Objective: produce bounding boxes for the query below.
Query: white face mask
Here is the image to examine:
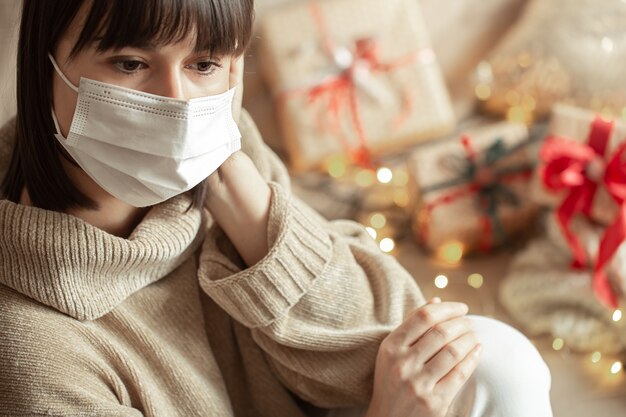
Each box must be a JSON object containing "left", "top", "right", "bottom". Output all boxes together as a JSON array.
[{"left": 49, "top": 53, "right": 242, "bottom": 207}]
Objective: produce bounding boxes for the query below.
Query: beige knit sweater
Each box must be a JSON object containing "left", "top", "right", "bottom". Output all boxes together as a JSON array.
[{"left": 0, "top": 111, "right": 425, "bottom": 417}]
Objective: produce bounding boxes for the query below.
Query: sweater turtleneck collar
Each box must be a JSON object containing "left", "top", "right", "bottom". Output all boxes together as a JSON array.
[
  {"left": 0, "top": 195, "right": 208, "bottom": 321},
  {"left": 0, "top": 117, "right": 208, "bottom": 321}
]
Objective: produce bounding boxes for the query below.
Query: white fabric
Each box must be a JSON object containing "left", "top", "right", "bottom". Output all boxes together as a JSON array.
[
  {"left": 327, "top": 316, "right": 553, "bottom": 417},
  {"left": 446, "top": 316, "right": 553, "bottom": 417},
  {"left": 50, "top": 54, "right": 242, "bottom": 207}
]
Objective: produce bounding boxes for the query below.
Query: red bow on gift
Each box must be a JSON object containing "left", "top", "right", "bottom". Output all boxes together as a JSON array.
[
  {"left": 306, "top": 38, "right": 384, "bottom": 169},
  {"left": 281, "top": 0, "right": 430, "bottom": 169},
  {"left": 540, "top": 117, "right": 625, "bottom": 308}
]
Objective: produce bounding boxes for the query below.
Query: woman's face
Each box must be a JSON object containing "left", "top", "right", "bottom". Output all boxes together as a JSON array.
[{"left": 51, "top": 3, "right": 233, "bottom": 138}]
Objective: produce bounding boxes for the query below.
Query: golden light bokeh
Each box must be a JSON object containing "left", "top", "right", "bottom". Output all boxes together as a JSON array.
[
  {"left": 475, "top": 84, "right": 492, "bottom": 101},
  {"left": 438, "top": 241, "right": 464, "bottom": 265},
  {"left": 591, "top": 351, "right": 602, "bottom": 364},
  {"left": 507, "top": 106, "right": 528, "bottom": 123},
  {"left": 393, "top": 168, "right": 409, "bottom": 187},
  {"left": 468, "top": 273, "right": 484, "bottom": 289},
  {"left": 355, "top": 169, "right": 375, "bottom": 187},
  {"left": 326, "top": 154, "right": 347, "bottom": 178},
  {"left": 552, "top": 338, "right": 565, "bottom": 351},
  {"left": 393, "top": 189, "right": 410, "bottom": 208},
  {"left": 370, "top": 213, "right": 387, "bottom": 229}
]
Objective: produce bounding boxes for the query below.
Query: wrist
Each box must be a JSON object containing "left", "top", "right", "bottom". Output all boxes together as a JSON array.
[{"left": 204, "top": 151, "right": 273, "bottom": 267}]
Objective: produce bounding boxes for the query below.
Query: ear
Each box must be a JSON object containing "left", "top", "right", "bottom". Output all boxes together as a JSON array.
[{"left": 229, "top": 55, "right": 244, "bottom": 123}]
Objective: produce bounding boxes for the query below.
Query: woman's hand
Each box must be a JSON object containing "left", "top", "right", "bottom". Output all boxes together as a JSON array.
[
  {"left": 205, "top": 150, "right": 272, "bottom": 268},
  {"left": 365, "top": 298, "right": 482, "bottom": 417},
  {"left": 204, "top": 54, "right": 272, "bottom": 268}
]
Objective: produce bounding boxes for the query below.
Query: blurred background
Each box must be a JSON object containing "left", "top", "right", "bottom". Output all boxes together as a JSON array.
[{"left": 1, "top": 0, "right": 626, "bottom": 415}]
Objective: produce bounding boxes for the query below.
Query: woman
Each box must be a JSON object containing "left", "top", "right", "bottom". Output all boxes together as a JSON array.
[{"left": 0, "top": 1, "right": 553, "bottom": 416}]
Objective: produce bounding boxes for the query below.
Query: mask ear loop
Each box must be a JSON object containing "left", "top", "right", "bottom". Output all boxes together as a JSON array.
[
  {"left": 50, "top": 110, "right": 65, "bottom": 139},
  {"left": 48, "top": 53, "right": 82, "bottom": 166},
  {"left": 47, "top": 53, "right": 78, "bottom": 139},
  {"left": 48, "top": 53, "right": 79, "bottom": 93}
]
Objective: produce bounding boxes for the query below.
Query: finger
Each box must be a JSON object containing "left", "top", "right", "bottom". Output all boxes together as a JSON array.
[
  {"left": 422, "top": 333, "right": 479, "bottom": 384},
  {"left": 434, "top": 344, "right": 482, "bottom": 399},
  {"left": 229, "top": 55, "right": 244, "bottom": 122},
  {"left": 389, "top": 302, "right": 469, "bottom": 347},
  {"left": 407, "top": 316, "right": 474, "bottom": 365},
  {"left": 229, "top": 55, "right": 244, "bottom": 87}
]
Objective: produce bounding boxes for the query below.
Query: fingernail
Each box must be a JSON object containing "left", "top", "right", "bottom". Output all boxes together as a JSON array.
[
  {"left": 433, "top": 297, "right": 442, "bottom": 303},
  {"left": 475, "top": 344, "right": 483, "bottom": 355}
]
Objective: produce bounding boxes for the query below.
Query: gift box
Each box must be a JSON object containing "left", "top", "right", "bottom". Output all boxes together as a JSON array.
[
  {"left": 258, "top": 0, "right": 455, "bottom": 172},
  {"left": 407, "top": 121, "right": 539, "bottom": 254},
  {"left": 531, "top": 104, "right": 626, "bottom": 308},
  {"left": 532, "top": 104, "right": 626, "bottom": 225}
]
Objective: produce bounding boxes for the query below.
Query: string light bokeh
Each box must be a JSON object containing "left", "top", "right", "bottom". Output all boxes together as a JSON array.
[{"left": 320, "top": 151, "right": 625, "bottom": 384}]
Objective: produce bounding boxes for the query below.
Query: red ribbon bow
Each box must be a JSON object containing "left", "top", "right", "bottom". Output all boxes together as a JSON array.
[
  {"left": 540, "top": 117, "right": 624, "bottom": 308},
  {"left": 281, "top": 1, "right": 427, "bottom": 169},
  {"left": 306, "top": 38, "right": 382, "bottom": 169}
]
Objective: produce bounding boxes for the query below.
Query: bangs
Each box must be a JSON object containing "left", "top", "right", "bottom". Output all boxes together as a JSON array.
[{"left": 71, "top": 0, "right": 253, "bottom": 57}]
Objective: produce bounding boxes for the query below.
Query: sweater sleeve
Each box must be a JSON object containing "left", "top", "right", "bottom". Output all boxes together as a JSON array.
[
  {"left": 198, "top": 179, "right": 426, "bottom": 407},
  {"left": 0, "top": 294, "right": 143, "bottom": 417}
]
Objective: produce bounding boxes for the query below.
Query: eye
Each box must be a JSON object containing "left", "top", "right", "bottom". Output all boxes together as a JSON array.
[
  {"left": 113, "top": 59, "right": 147, "bottom": 74},
  {"left": 187, "top": 60, "right": 221, "bottom": 75}
]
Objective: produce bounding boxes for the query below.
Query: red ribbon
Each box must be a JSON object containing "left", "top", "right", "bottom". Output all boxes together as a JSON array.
[
  {"left": 540, "top": 117, "right": 623, "bottom": 308},
  {"left": 281, "top": 1, "right": 427, "bottom": 169},
  {"left": 594, "top": 141, "right": 626, "bottom": 308},
  {"left": 306, "top": 38, "right": 379, "bottom": 168}
]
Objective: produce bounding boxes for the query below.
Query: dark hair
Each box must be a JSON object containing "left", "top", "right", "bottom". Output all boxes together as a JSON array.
[{"left": 1, "top": 0, "right": 254, "bottom": 212}]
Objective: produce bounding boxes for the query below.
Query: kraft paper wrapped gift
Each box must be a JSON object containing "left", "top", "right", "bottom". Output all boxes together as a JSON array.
[
  {"left": 531, "top": 104, "right": 626, "bottom": 307},
  {"left": 407, "top": 121, "right": 540, "bottom": 253},
  {"left": 531, "top": 104, "right": 626, "bottom": 226},
  {"left": 258, "top": 0, "right": 455, "bottom": 172}
]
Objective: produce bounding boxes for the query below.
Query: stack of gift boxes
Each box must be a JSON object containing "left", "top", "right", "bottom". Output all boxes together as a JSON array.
[{"left": 256, "top": 0, "right": 625, "bottom": 336}]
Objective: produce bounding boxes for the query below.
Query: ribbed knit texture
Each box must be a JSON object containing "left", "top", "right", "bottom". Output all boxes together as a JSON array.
[
  {"left": 0, "top": 111, "right": 426, "bottom": 416},
  {"left": 0, "top": 194, "right": 205, "bottom": 321}
]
